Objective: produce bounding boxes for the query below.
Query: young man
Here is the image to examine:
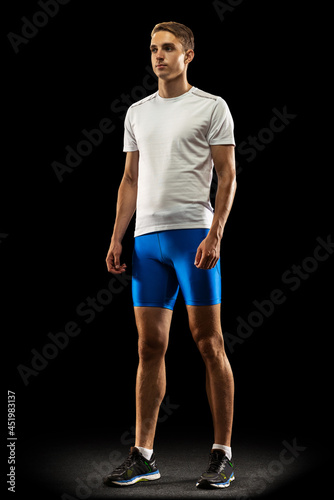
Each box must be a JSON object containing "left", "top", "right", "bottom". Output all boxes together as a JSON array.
[{"left": 105, "top": 21, "right": 237, "bottom": 489}]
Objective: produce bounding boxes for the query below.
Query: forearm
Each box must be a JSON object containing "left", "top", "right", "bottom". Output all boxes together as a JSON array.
[
  {"left": 209, "top": 174, "right": 237, "bottom": 241},
  {"left": 111, "top": 177, "right": 137, "bottom": 243}
]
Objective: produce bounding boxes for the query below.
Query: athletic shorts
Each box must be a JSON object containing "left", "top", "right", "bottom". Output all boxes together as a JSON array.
[{"left": 132, "top": 228, "right": 221, "bottom": 310}]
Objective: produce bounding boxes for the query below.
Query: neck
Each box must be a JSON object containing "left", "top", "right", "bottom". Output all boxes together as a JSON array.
[{"left": 158, "top": 74, "right": 192, "bottom": 98}]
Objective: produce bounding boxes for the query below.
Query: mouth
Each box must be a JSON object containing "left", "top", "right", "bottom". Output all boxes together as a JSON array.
[{"left": 156, "top": 64, "right": 167, "bottom": 69}]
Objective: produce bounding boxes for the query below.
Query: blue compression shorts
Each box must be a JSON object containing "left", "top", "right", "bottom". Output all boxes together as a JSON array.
[{"left": 132, "top": 228, "right": 221, "bottom": 310}]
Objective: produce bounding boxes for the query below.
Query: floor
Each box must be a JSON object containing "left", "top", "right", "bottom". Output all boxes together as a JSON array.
[{"left": 18, "top": 426, "right": 317, "bottom": 499}]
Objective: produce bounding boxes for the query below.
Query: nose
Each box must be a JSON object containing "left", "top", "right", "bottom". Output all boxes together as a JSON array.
[{"left": 155, "top": 49, "right": 164, "bottom": 61}]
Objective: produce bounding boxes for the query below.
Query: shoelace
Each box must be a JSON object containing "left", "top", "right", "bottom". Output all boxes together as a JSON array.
[
  {"left": 207, "top": 451, "right": 227, "bottom": 473},
  {"left": 112, "top": 450, "right": 138, "bottom": 473}
]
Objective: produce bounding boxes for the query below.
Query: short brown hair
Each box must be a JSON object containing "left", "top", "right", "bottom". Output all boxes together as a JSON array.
[{"left": 151, "top": 21, "right": 195, "bottom": 52}]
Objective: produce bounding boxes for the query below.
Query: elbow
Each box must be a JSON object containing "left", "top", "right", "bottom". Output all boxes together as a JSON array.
[
  {"left": 217, "top": 169, "right": 237, "bottom": 192},
  {"left": 228, "top": 168, "right": 237, "bottom": 194},
  {"left": 123, "top": 173, "right": 138, "bottom": 188},
  {"left": 232, "top": 175, "right": 237, "bottom": 194}
]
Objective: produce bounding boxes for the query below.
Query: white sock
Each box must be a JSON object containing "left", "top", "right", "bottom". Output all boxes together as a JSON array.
[
  {"left": 212, "top": 443, "right": 232, "bottom": 460},
  {"left": 136, "top": 446, "right": 153, "bottom": 460}
]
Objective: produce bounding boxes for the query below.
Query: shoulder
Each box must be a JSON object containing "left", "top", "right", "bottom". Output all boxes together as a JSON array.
[
  {"left": 191, "top": 88, "right": 229, "bottom": 111},
  {"left": 191, "top": 88, "right": 220, "bottom": 101},
  {"left": 128, "top": 91, "right": 159, "bottom": 111}
]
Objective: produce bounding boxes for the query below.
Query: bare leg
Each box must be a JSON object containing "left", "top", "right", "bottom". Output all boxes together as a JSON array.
[
  {"left": 187, "top": 303, "right": 234, "bottom": 446},
  {"left": 134, "top": 306, "right": 173, "bottom": 449}
]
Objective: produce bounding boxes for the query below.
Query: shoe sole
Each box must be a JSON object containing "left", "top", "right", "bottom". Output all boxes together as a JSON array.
[
  {"left": 109, "top": 470, "right": 161, "bottom": 486},
  {"left": 196, "top": 473, "right": 235, "bottom": 489}
]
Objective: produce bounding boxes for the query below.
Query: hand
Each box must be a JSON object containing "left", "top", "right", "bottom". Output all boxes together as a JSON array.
[
  {"left": 194, "top": 234, "right": 221, "bottom": 270},
  {"left": 106, "top": 239, "right": 127, "bottom": 274}
]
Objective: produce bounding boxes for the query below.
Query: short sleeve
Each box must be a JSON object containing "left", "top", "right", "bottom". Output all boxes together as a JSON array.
[
  {"left": 206, "top": 98, "right": 235, "bottom": 146},
  {"left": 123, "top": 107, "right": 139, "bottom": 152}
]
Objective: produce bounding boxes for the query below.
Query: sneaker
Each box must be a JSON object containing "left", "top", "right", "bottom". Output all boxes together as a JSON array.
[
  {"left": 103, "top": 446, "right": 161, "bottom": 486},
  {"left": 196, "top": 449, "right": 235, "bottom": 489}
]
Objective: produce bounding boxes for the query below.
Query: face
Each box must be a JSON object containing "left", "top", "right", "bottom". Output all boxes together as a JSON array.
[{"left": 150, "top": 31, "right": 194, "bottom": 81}]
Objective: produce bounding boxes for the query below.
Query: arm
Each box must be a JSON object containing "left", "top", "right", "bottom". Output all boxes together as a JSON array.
[
  {"left": 106, "top": 151, "right": 139, "bottom": 274},
  {"left": 194, "top": 145, "right": 236, "bottom": 270}
]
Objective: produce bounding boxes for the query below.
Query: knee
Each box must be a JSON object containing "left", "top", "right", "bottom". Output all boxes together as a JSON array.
[
  {"left": 138, "top": 336, "right": 167, "bottom": 362},
  {"left": 193, "top": 329, "right": 225, "bottom": 362}
]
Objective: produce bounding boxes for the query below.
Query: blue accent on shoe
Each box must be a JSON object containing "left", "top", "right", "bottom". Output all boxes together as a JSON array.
[
  {"left": 117, "top": 470, "right": 160, "bottom": 483},
  {"left": 215, "top": 473, "right": 234, "bottom": 486}
]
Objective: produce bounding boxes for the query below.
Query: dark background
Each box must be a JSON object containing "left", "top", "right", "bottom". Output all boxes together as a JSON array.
[{"left": 2, "top": 1, "right": 331, "bottom": 498}]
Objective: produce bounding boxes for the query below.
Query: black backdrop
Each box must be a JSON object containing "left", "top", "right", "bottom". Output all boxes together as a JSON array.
[{"left": 3, "top": 1, "right": 331, "bottom": 498}]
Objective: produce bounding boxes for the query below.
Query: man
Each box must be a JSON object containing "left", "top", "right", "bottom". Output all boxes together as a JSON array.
[{"left": 105, "top": 21, "right": 237, "bottom": 489}]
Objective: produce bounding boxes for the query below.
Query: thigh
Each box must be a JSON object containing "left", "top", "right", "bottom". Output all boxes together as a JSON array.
[
  {"left": 134, "top": 306, "right": 173, "bottom": 350},
  {"left": 186, "top": 303, "right": 223, "bottom": 343},
  {"left": 132, "top": 233, "right": 179, "bottom": 310},
  {"left": 165, "top": 229, "right": 222, "bottom": 307}
]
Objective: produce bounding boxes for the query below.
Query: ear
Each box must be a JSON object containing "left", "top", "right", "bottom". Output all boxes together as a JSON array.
[{"left": 184, "top": 50, "right": 195, "bottom": 64}]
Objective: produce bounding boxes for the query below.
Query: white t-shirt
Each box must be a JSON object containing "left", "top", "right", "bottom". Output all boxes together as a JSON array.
[{"left": 123, "top": 86, "right": 235, "bottom": 237}]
